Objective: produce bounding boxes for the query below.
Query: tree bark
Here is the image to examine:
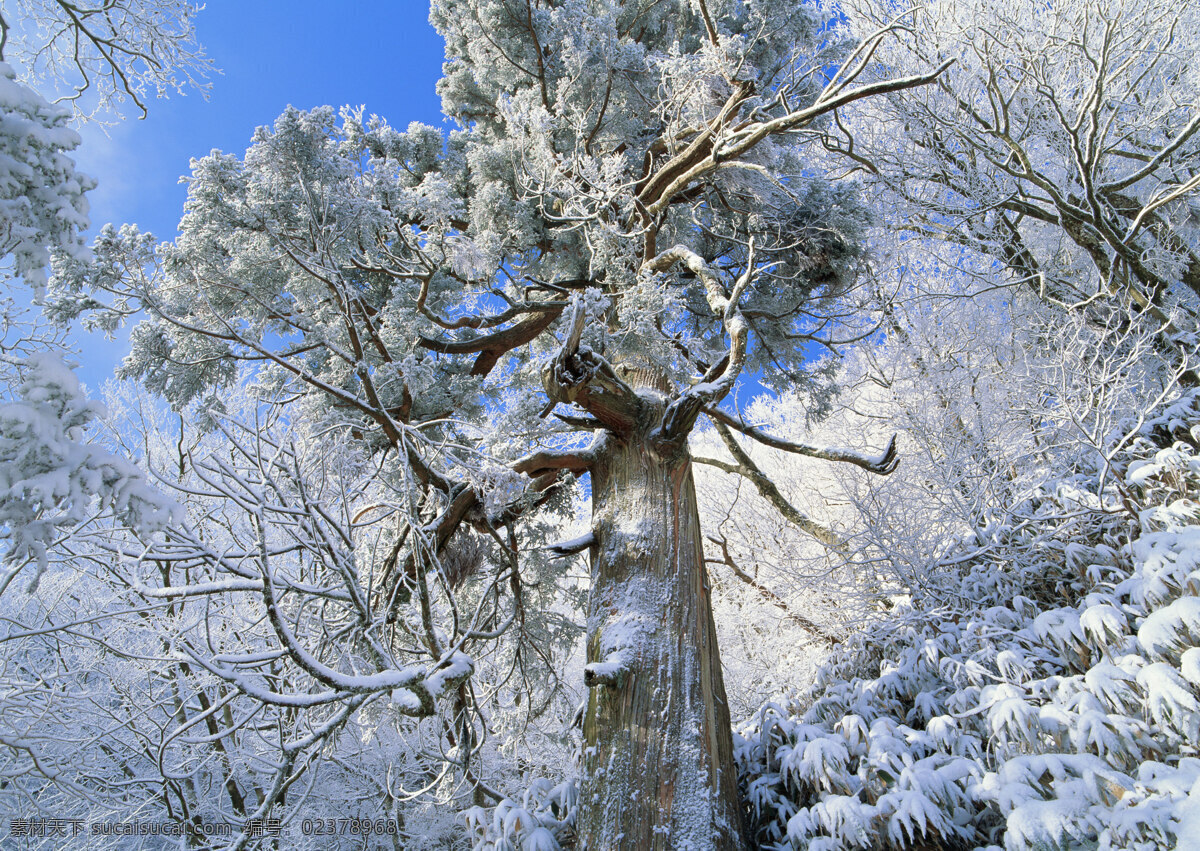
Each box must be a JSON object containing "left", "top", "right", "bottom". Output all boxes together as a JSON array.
[{"left": 578, "top": 368, "right": 746, "bottom": 850}]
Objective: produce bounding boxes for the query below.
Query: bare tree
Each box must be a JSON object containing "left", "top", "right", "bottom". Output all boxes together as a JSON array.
[
  {"left": 836, "top": 0, "right": 1200, "bottom": 381},
  {"left": 0, "top": 0, "right": 209, "bottom": 119}
]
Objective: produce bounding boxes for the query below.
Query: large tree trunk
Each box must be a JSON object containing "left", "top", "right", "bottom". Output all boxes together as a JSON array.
[{"left": 577, "top": 369, "right": 746, "bottom": 850}]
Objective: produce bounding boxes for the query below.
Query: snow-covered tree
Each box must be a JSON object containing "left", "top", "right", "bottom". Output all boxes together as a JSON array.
[
  {"left": 685, "top": 4, "right": 1200, "bottom": 843},
  {"left": 0, "top": 383, "right": 512, "bottom": 848},
  {"left": 47, "top": 2, "right": 944, "bottom": 846},
  {"left": 0, "top": 2, "right": 1195, "bottom": 849},
  {"left": 0, "top": 61, "right": 92, "bottom": 292},
  {"left": 0, "top": 328, "right": 175, "bottom": 594},
  {"left": 0, "top": 0, "right": 209, "bottom": 577},
  {"left": 835, "top": 0, "right": 1200, "bottom": 382},
  {"left": 0, "top": 0, "right": 208, "bottom": 291},
  {"left": 0, "top": 0, "right": 209, "bottom": 119}
]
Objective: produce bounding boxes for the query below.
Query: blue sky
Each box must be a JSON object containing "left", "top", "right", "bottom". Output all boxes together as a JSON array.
[{"left": 69, "top": 2, "right": 446, "bottom": 387}]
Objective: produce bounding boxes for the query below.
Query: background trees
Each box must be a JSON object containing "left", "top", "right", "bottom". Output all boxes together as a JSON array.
[
  {"left": 836, "top": 0, "right": 1200, "bottom": 379},
  {"left": 707, "top": 3, "right": 1200, "bottom": 845},
  {"left": 2, "top": 385, "right": 503, "bottom": 848},
  {"left": 0, "top": 0, "right": 208, "bottom": 119},
  {"left": 0, "top": 0, "right": 208, "bottom": 291},
  {"left": 731, "top": 347, "right": 1200, "bottom": 849},
  {"left": 1, "top": 0, "right": 209, "bottom": 583}
]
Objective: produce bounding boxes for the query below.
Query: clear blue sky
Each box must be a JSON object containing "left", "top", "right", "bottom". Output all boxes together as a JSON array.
[{"left": 70, "top": 3, "right": 446, "bottom": 387}]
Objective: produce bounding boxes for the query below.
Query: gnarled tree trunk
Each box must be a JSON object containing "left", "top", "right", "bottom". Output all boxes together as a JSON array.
[{"left": 577, "top": 367, "right": 745, "bottom": 850}]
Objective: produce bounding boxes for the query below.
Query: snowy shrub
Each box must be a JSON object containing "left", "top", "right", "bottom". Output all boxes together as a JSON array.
[
  {"left": 464, "top": 777, "right": 578, "bottom": 850},
  {"left": 736, "top": 390, "right": 1200, "bottom": 850}
]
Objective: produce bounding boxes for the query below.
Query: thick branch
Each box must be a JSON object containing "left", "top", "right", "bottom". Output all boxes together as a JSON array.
[
  {"left": 540, "top": 299, "right": 642, "bottom": 433},
  {"left": 705, "top": 406, "right": 899, "bottom": 475},
  {"left": 544, "top": 530, "right": 596, "bottom": 557},
  {"left": 701, "top": 421, "right": 845, "bottom": 550},
  {"left": 418, "top": 306, "right": 564, "bottom": 377},
  {"left": 554, "top": 412, "right": 606, "bottom": 430},
  {"left": 512, "top": 447, "right": 595, "bottom": 477}
]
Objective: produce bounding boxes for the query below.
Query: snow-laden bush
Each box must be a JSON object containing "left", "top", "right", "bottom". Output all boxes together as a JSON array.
[
  {"left": 463, "top": 777, "right": 578, "bottom": 850},
  {"left": 736, "top": 390, "right": 1200, "bottom": 850}
]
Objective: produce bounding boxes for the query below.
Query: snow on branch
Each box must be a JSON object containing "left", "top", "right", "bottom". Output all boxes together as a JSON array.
[
  {"left": 637, "top": 33, "right": 952, "bottom": 217},
  {"left": 544, "top": 530, "right": 596, "bottom": 558},
  {"left": 704, "top": 405, "right": 900, "bottom": 475},
  {"left": 701, "top": 420, "right": 846, "bottom": 550},
  {"left": 512, "top": 446, "right": 595, "bottom": 477},
  {"left": 0, "top": 353, "right": 178, "bottom": 594},
  {"left": 0, "top": 64, "right": 94, "bottom": 292},
  {"left": 254, "top": 514, "right": 473, "bottom": 716},
  {"left": 645, "top": 241, "right": 757, "bottom": 442},
  {"left": 705, "top": 533, "right": 840, "bottom": 644}
]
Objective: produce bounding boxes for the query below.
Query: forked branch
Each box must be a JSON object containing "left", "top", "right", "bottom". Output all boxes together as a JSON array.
[
  {"left": 540, "top": 298, "right": 642, "bottom": 433},
  {"left": 705, "top": 533, "right": 840, "bottom": 645},
  {"left": 645, "top": 241, "right": 758, "bottom": 443}
]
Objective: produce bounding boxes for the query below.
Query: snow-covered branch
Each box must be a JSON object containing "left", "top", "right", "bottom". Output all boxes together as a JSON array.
[{"left": 705, "top": 405, "right": 899, "bottom": 475}]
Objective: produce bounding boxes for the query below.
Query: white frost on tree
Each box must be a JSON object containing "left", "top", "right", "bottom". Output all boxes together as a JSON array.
[
  {"left": 0, "top": 346, "right": 176, "bottom": 593},
  {"left": 45, "top": 2, "right": 945, "bottom": 847},
  {"left": 0, "top": 62, "right": 92, "bottom": 292}
]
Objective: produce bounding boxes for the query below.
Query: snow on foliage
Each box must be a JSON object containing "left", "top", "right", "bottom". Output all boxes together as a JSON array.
[
  {"left": 735, "top": 390, "right": 1200, "bottom": 850},
  {"left": 0, "top": 351, "right": 176, "bottom": 590},
  {"left": 463, "top": 777, "right": 579, "bottom": 850},
  {"left": 0, "top": 62, "right": 93, "bottom": 291}
]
